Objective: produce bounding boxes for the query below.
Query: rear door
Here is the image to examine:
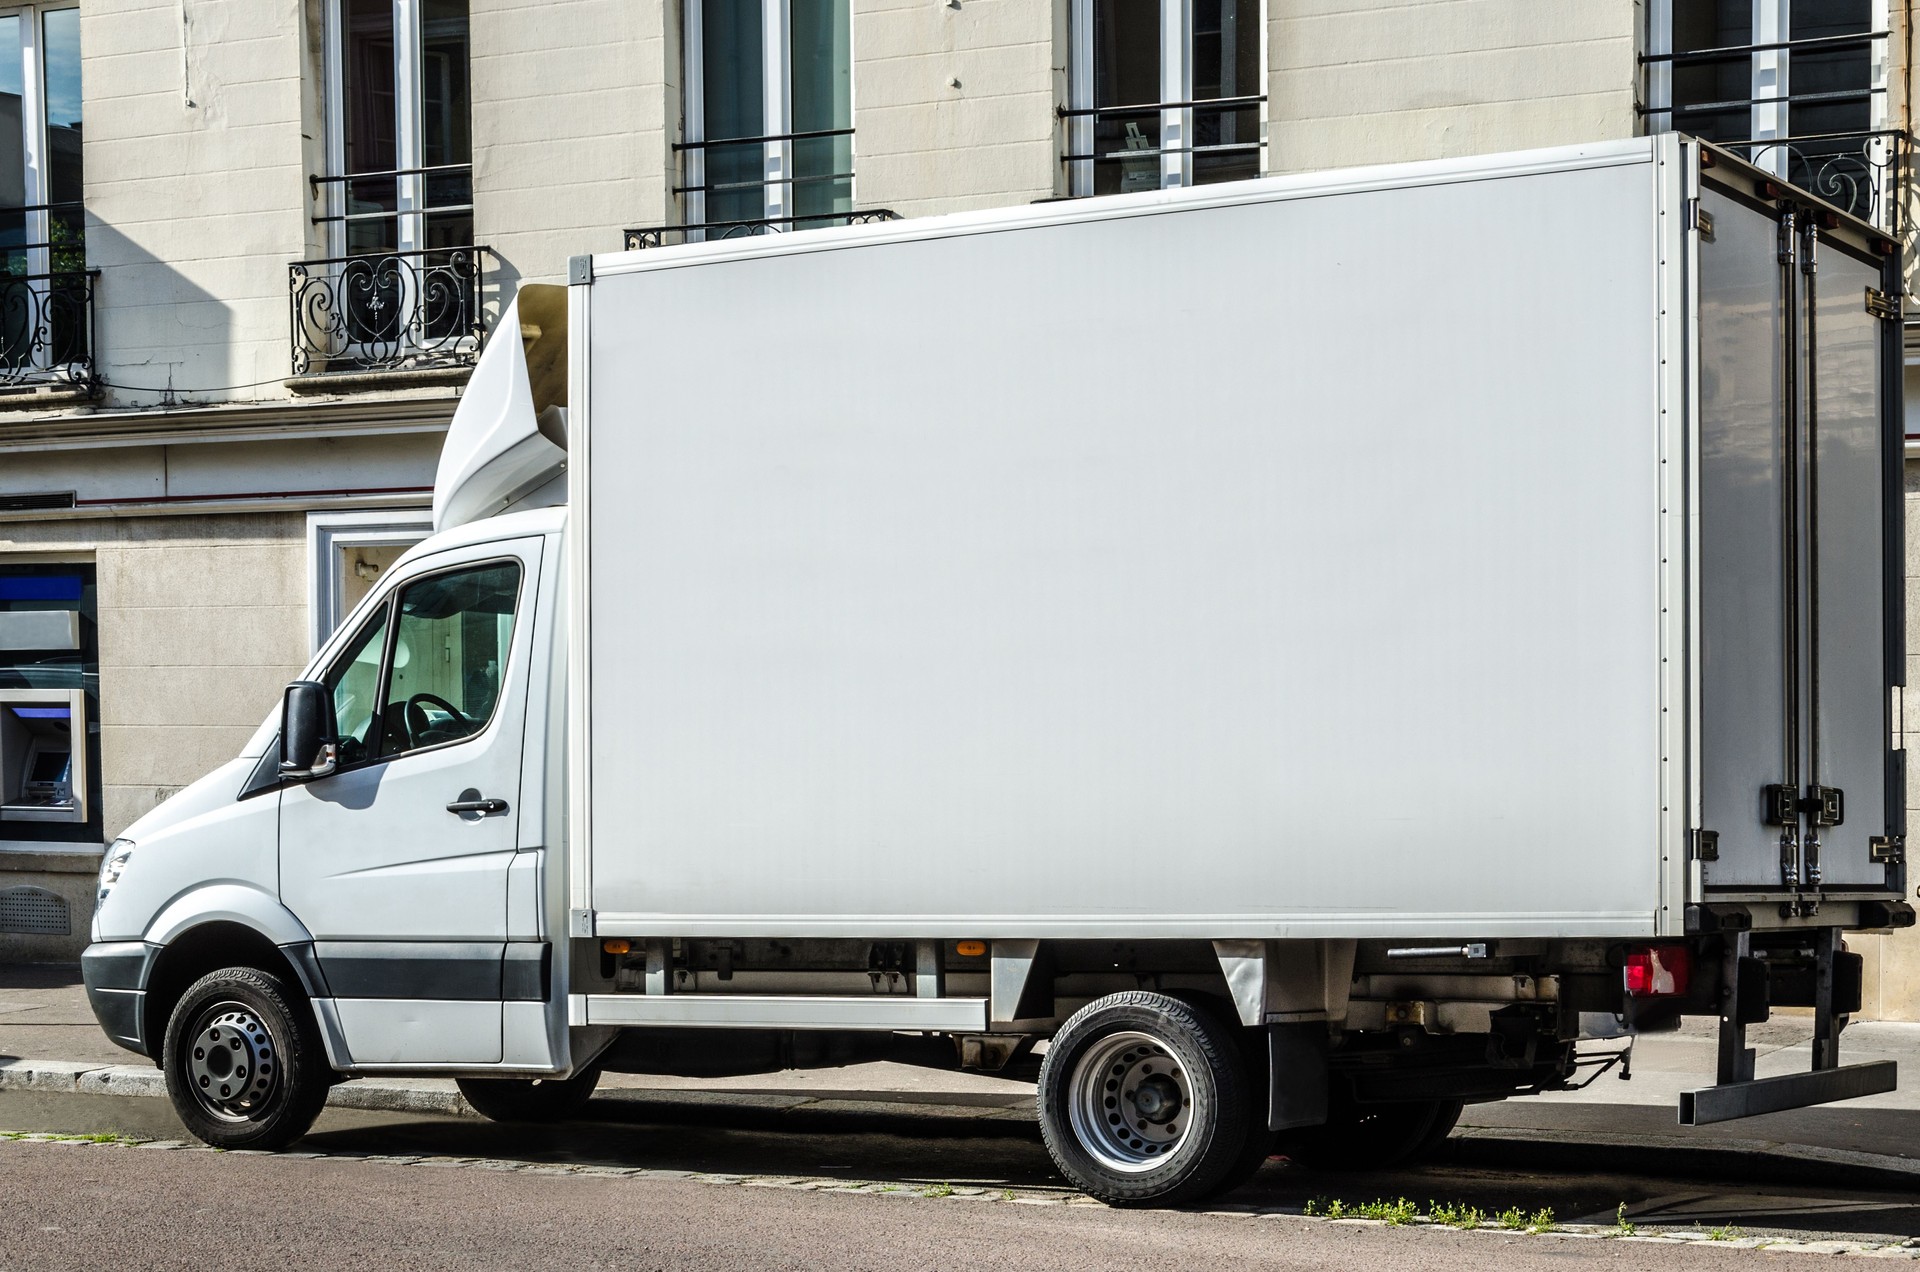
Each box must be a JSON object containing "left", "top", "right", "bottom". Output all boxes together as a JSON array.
[{"left": 1695, "top": 166, "right": 1902, "bottom": 902}]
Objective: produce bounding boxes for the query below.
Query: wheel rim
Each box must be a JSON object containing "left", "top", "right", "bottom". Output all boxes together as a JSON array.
[
  {"left": 183, "top": 1000, "right": 280, "bottom": 1123},
  {"left": 1066, "top": 1030, "right": 1196, "bottom": 1173}
]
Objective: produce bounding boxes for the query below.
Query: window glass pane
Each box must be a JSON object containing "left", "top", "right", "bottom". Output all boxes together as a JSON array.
[
  {"left": 1669, "top": 0, "right": 1752, "bottom": 143},
  {"left": 1192, "top": 0, "right": 1258, "bottom": 187},
  {"left": 421, "top": 0, "right": 471, "bottom": 170},
  {"left": 342, "top": 0, "right": 397, "bottom": 177},
  {"left": 380, "top": 563, "right": 521, "bottom": 758},
  {"left": 1788, "top": 0, "right": 1873, "bottom": 219},
  {"left": 703, "top": 0, "right": 765, "bottom": 224},
  {"left": 0, "top": 15, "right": 24, "bottom": 275},
  {"left": 42, "top": 8, "right": 79, "bottom": 214},
  {"left": 324, "top": 606, "right": 390, "bottom": 767},
  {"left": 791, "top": 0, "right": 851, "bottom": 224},
  {"left": 1093, "top": 0, "right": 1159, "bottom": 196}
]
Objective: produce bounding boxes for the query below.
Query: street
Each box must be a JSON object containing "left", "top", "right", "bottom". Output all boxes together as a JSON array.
[
  {"left": 4, "top": 1078, "right": 1920, "bottom": 1268},
  {"left": 0, "top": 1126, "right": 1912, "bottom": 1272}
]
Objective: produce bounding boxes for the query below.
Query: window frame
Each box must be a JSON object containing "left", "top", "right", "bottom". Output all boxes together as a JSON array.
[
  {"left": 0, "top": 4, "right": 84, "bottom": 380},
  {"left": 1066, "top": 0, "right": 1267, "bottom": 197},
  {"left": 1645, "top": 0, "right": 1890, "bottom": 186},
  {"left": 681, "top": 0, "right": 856, "bottom": 234},
  {"left": 320, "top": 0, "right": 474, "bottom": 261},
  {"left": 315, "top": 555, "right": 526, "bottom": 776}
]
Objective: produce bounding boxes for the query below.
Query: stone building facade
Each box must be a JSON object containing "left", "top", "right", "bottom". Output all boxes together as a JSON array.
[{"left": 0, "top": 0, "right": 1916, "bottom": 1017}]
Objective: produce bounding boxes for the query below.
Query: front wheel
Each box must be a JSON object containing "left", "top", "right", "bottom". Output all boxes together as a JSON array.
[
  {"left": 161, "top": 967, "right": 332, "bottom": 1151},
  {"left": 1037, "top": 991, "right": 1252, "bottom": 1207},
  {"left": 456, "top": 1066, "right": 602, "bottom": 1123}
]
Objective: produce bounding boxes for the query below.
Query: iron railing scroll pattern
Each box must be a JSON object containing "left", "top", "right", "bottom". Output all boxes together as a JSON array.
[{"left": 288, "top": 246, "right": 488, "bottom": 376}]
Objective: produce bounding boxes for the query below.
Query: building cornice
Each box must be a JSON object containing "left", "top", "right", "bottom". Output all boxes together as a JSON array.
[{"left": 0, "top": 389, "right": 463, "bottom": 454}]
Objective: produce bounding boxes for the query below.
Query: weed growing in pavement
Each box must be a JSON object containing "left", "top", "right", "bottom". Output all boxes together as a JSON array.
[
  {"left": 1303, "top": 1198, "right": 1416, "bottom": 1225},
  {"left": 1496, "top": 1207, "right": 1527, "bottom": 1230},
  {"left": 1707, "top": 1226, "right": 1743, "bottom": 1242},
  {"left": 1426, "top": 1201, "right": 1484, "bottom": 1230},
  {"left": 920, "top": 1183, "right": 954, "bottom": 1199},
  {"left": 1354, "top": 1198, "right": 1418, "bottom": 1225},
  {"left": 1000, "top": 1189, "right": 1016, "bottom": 1201},
  {"left": 1528, "top": 1209, "right": 1556, "bottom": 1233},
  {"left": 1613, "top": 1204, "right": 1636, "bottom": 1236}
]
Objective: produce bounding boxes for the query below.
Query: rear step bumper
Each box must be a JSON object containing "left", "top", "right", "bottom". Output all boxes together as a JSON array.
[{"left": 1680, "top": 1060, "right": 1897, "bottom": 1125}]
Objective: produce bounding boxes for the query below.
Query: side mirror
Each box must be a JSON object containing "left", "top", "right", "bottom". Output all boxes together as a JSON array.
[{"left": 279, "top": 680, "right": 339, "bottom": 780}]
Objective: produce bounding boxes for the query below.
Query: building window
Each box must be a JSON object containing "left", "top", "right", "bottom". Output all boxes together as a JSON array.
[
  {"left": 681, "top": 0, "right": 854, "bottom": 236},
  {"left": 0, "top": 6, "right": 89, "bottom": 384},
  {"left": 1646, "top": 0, "right": 1891, "bottom": 227},
  {"left": 0, "top": 562, "right": 98, "bottom": 845},
  {"left": 1066, "top": 0, "right": 1264, "bottom": 197},
  {"left": 295, "top": 0, "right": 483, "bottom": 374},
  {"left": 306, "top": 510, "right": 433, "bottom": 651}
]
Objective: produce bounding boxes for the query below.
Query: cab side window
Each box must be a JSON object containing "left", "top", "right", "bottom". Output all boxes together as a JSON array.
[
  {"left": 321, "top": 606, "right": 389, "bottom": 767},
  {"left": 377, "top": 562, "right": 522, "bottom": 758}
]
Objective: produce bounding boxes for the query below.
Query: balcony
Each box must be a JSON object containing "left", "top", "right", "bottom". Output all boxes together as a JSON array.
[
  {"left": 0, "top": 199, "right": 95, "bottom": 392},
  {"left": 0, "top": 270, "right": 96, "bottom": 390},
  {"left": 625, "top": 209, "right": 900, "bottom": 252},
  {"left": 288, "top": 246, "right": 489, "bottom": 378},
  {"left": 1643, "top": 28, "right": 1903, "bottom": 233}
]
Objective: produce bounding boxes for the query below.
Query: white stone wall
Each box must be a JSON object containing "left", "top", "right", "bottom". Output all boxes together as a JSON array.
[
  {"left": 0, "top": 512, "right": 309, "bottom": 840},
  {"left": 469, "top": 0, "right": 674, "bottom": 287},
  {"left": 1265, "top": 0, "right": 1642, "bottom": 177},
  {"left": 81, "top": 0, "right": 316, "bottom": 408},
  {"left": 852, "top": 0, "right": 1059, "bottom": 217}
]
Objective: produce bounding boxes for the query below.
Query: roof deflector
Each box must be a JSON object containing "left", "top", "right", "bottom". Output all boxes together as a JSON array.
[{"left": 432, "top": 283, "right": 569, "bottom": 532}]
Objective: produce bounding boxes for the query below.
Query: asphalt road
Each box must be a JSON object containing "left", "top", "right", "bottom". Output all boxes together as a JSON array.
[
  {"left": 4, "top": 1084, "right": 1920, "bottom": 1259},
  {"left": 0, "top": 1136, "right": 1896, "bottom": 1272}
]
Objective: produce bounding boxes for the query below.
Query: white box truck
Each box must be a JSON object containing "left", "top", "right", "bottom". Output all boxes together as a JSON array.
[{"left": 83, "top": 134, "right": 1911, "bottom": 1206}]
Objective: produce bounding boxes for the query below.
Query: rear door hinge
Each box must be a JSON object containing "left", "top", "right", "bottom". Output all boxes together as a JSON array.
[
  {"left": 1866, "top": 286, "right": 1901, "bottom": 320},
  {"left": 1690, "top": 200, "right": 1715, "bottom": 242},
  {"left": 1692, "top": 829, "right": 1720, "bottom": 861},
  {"left": 1870, "top": 835, "right": 1905, "bottom": 865}
]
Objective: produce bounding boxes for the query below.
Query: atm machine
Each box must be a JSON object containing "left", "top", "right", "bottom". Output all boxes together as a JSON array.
[{"left": 0, "top": 689, "right": 87, "bottom": 824}]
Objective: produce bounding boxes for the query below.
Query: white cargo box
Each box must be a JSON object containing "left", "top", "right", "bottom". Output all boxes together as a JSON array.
[{"left": 567, "top": 135, "right": 1901, "bottom": 942}]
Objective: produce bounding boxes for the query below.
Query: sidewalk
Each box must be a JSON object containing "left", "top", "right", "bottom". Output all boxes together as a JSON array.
[{"left": 4, "top": 963, "right": 1917, "bottom": 1177}]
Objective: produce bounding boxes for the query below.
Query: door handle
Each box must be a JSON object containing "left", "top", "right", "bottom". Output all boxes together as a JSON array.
[{"left": 446, "top": 796, "right": 509, "bottom": 816}]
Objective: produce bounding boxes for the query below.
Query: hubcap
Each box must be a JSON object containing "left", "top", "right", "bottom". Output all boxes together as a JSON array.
[
  {"left": 1066, "top": 1030, "right": 1196, "bottom": 1173},
  {"left": 183, "top": 1001, "right": 279, "bottom": 1122}
]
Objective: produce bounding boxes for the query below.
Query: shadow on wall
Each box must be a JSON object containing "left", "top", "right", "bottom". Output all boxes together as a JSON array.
[{"left": 82, "top": 219, "right": 235, "bottom": 409}]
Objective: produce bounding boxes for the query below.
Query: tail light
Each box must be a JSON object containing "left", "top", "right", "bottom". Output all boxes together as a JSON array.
[{"left": 1624, "top": 945, "right": 1692, "bottom": 997}]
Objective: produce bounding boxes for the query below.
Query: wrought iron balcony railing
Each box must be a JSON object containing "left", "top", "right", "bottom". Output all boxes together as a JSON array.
[
  {"left": 1642, "top": 30, "right": 1902, "bottom": 233},
  {"left": 288, "top": 246, "right": 489, "bottom": 376},
  {"left": 0, "top": 270, "right": 96, "bottom": 389},
  {"left": 625, "top": 209, "right": 900, "bottom": 251}
]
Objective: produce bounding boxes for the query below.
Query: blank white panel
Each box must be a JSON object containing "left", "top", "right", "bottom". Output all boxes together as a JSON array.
[{"left": 584, "top": 145, "right": 1667, "bottom": 938}]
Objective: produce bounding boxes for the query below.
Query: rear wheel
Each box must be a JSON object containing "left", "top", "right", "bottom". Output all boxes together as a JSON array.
[
  {"left": 1037, "top": 991, "right": 1251, "bottom": 1207},
  {"left": 456, "top": 1066, "right": 602, "bottom": 1123},
  {"left": 161, "top": 967, "right": 331, "bottom": 1151}
]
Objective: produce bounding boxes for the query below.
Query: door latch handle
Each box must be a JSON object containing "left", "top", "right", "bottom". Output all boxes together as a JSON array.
[{"left": 446, "top": 797, "right": 509, "bottom": 816}]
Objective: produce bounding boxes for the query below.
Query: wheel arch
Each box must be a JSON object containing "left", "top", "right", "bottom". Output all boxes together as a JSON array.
[{"left": 142, "top": 920, "right": 330, "bottom": 1068}]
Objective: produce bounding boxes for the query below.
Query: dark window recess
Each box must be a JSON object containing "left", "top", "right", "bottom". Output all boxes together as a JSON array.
[{"left": 0, "top": 492, "right": 77, "bottom": 514}]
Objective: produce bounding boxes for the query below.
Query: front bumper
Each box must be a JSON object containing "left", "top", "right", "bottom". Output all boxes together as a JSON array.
[{"left": 80, "top": 941, "right": 158, "bottom": 1058}]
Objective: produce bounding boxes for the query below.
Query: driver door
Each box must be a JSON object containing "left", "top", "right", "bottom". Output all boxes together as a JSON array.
[{"left": 279, "top": 538, "right": 542, "bottom": 1065}]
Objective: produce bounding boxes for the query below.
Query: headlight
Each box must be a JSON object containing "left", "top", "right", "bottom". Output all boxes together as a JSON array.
[{"left": 98, "top": 839, "right": 135, "bottom": 900}]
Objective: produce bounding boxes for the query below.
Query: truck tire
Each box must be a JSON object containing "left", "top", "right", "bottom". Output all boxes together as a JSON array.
[
  {"left": 1037, "top": 991, "right": 1251, "bottom": 1207},
  {"left": 161, "top": 966, "right": 332, "bottom": 1151},
  {"left": 456, "top": 1066, "right": 602, "bottom": 1123},
  {"left": 1277, "top": 1096, "right": 1445, "bottom": 1172},
  {"left": 1410, "top": 1098, "right": 1464, "bottom": 1161}
]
